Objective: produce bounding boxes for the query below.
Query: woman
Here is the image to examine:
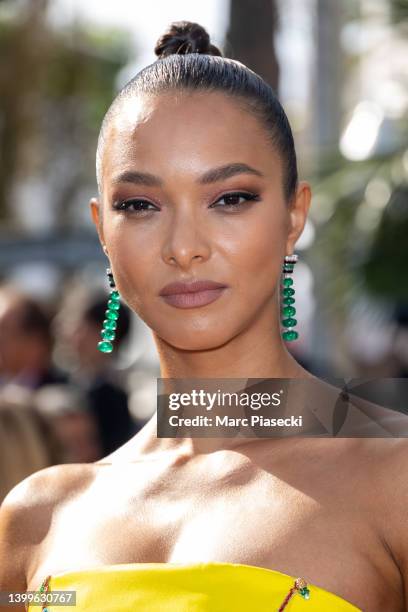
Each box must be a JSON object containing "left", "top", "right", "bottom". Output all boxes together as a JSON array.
[{"left": 0, "top": 21, "right": 407, "bottom": 612}]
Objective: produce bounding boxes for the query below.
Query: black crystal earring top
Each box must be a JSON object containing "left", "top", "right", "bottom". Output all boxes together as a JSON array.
[
  {"left": 281, "top": 253, "right": 299, "bottom": 342},
  {"left": 97, "top": 267, "right": 121, "bottom": 353}
]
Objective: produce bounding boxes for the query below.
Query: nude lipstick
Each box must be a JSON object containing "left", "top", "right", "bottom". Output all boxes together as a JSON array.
[{"left": 159, "top": 279, "right": 228, "bottom": 309}]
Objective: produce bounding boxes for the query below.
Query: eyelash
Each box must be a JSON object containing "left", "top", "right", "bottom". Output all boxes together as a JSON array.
[{"left": 111, "top": 191, "right": 261, "bottom": 214}]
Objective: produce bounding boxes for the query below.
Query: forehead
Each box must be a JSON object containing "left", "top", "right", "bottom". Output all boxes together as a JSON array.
[{"left": 101, "top": 90, "right": 281, "bottom": 188}]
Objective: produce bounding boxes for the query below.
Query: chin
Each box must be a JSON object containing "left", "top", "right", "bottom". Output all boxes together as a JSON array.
[{"left": 154, "top": 325, "right": 235, "bottom": 352}]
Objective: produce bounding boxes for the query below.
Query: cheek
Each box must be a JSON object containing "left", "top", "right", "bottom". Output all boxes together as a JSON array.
[
  {"left": 225, "top": 206, "right": 287, "bottom": 294},
  {"left": 104, "top": 222, "right": 158, "bottom": 310}
]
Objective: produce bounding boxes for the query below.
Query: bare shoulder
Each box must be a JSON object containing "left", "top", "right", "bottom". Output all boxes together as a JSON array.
[
  {"left": 0, "top": 463, "right": 96, "bottom": 598},
  {"left": 353, "top": 437, "right": 408, "bottom": 489},
  {"left": 366, "top": 438, "right": 408, "bottom": 568},
  {"left": 369, "top": 437, "right": 408, "bottom": 482},
  {"left": 3, "top": 462, "right": 96, "bottom": 508},
  {"left": 379, "top": 436, "right": 408, "bottom": 498}
]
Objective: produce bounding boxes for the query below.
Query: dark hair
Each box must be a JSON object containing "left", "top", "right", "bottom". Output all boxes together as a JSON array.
[
  {"left": 154, "top": 20, "right": 223, "bottom": 58},
  {"left": 17, "top": 298, "right": 53, "bottom": 348},
  {"left": 96, "top": 20, "right": 298, "bottom": 205}
]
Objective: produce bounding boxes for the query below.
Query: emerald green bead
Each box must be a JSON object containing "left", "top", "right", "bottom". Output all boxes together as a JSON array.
[
  {"left": 283, "top": 287, "right": 295, "bottom": 297},
  {"left": 105, "top": 309, "right": 119, "bottom": 320},
  {"left": 101, "top": 329, "right": 116, "bottom": 341},
  {"left": 103, "top": 319, "right": 117, "bottom": 330},
  {"left": 282, "top": 330, "right": 299, "bottom": 341},
  {"left": 283, "top": 277, "right": 293, "bottom": 287},
  {"left": 98, "top": 340, "right": 113, "bottom": 353},
  {"left": 283, "top": 305, "right": 296, "bottom": 317},
  {"left": 283, "top": 263, "right": 294, "bottom": 270},
  {"left": 110, "top": 290, "right": 120, "bottom": 300},
  {"left": 283, "top": 297, "right": 295, "bottom": 305},
  {"left": 282, "top": 317, "right": 297, "bottom": 327},
  {"left": 299, "top": 587, "right": 310, "bottom": 600},
  {"left": 108, "top": 299, "right": 120, "bottom": 310}
]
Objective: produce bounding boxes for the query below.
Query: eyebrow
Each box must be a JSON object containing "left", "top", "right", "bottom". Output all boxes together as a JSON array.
[{"left": 111, "top": 163, "right": 264, "bottom": 187}]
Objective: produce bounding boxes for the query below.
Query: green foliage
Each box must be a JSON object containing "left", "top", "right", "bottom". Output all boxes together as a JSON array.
[
  {"left": 45, "top": 24, "right": 131, "bottom": 129},
  {"left": 363, "top": 184, "right": 408, "bottom": 299},
  {"left": 0, "top": 11, "right": 132, "bottom": 222},
  {"left": 390, "top": 0, "right": 408, "bottom": 24},
  {"left": 310, "top": 146, "right": 408, "bottom": 312}
]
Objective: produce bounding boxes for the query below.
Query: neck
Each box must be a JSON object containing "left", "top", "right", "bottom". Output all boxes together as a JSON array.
[
  {"left": 125, "top": 311, "right": 313, "bottom": 459},
  {"left": 153, "top": 308, "right": 306, "bottom": 380}
]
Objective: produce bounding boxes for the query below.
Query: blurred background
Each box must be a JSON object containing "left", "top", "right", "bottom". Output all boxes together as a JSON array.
[{"left": 0, "top": 0, "right": 407, "bottom": 501}]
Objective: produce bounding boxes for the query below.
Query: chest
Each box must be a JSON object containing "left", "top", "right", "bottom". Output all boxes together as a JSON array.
[{"left": 28, "top": 463, "right": 397, "bottom": 610}]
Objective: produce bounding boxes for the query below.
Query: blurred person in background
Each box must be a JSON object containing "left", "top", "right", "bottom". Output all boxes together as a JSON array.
[
  {"left": 0, "top": 284, "right": 68, "bottom": 390},
  {"left": 0, "top": 388, "right": 62, "bottom": 504},
  {"left": 32, "top": 384, "right": 102, "bottom": 463},
  {"left": 55, "top": 292, "right": 138, "bottom": 455}
]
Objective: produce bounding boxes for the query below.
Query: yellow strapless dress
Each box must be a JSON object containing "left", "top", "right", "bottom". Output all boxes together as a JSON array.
[{"left": 27, "top": 561, "right": 362, "bottom": 611}]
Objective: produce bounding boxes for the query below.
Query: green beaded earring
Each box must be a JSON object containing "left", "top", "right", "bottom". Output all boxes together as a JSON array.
[
  {"left": 281, "top": 253, "right": 299, "bottom": 342},
  {"left": 97, "top": 267, "right": 121, "bottom": 353}
]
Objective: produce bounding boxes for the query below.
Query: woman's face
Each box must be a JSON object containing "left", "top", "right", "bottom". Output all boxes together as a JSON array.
[{"left": 91, "top": 91, "right": 309, "bottom": 351}]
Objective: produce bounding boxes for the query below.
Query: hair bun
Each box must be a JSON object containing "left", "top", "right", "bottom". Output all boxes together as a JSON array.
[{"left": 154, "top": 21, "right": 222, "bottom": 59}]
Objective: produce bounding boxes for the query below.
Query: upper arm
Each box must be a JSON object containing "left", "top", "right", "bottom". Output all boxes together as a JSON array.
[
  {"left": 0, "top": 465, "right": 68, "bottom": 609},
  {"left": 0, "top": 463, "right": 94, "bottom": 612},
  {"left": 0, "top": 480, "right": 33, "bottom": 612}
]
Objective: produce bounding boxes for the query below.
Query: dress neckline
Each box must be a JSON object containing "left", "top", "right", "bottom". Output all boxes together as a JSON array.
[{"left": 36, "top": 560, "right": 361, "bottom": 611}]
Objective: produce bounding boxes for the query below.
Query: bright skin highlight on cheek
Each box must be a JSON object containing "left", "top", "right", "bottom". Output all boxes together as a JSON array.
[{"left": 97, "top": 91, "right": 289, "bottom": 351}]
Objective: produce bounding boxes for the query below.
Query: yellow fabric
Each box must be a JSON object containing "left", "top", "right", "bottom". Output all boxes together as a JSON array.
[{"left": 27, "top": 561, "right": 362, "bottom": 611}]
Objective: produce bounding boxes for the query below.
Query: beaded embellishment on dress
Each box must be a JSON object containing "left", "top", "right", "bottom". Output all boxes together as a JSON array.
[
  {"left": 38, "top": 574, "right": 51, "bottom": 612},
  {"left": 277, "top": 577, "right": 310, "bottom": 610}
]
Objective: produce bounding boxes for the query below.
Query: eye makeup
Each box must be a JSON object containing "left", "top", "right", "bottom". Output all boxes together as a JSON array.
[{"left": 111, "top": 190, "right": 261, "bottom": 215}]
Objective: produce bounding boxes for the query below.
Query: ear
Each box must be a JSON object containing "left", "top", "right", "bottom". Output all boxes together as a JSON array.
[
  {"left": 89, "top": 197, "right": 108, "bottom": 257},
  {"left": 286, "top": 181, "right": 311, "bottom": 254}
]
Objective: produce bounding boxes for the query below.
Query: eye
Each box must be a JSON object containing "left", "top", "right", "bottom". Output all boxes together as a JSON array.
[
  {"left": 111, "top": 199, "right": 158, "bottom": 214},
  {"left": 210, "top": 191, "right": 260, "bottom": 210}
]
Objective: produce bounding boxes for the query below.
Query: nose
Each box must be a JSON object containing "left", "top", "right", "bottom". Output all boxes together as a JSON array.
[{"left": 162, "top": 205, "right": 211, "bottom": 270}]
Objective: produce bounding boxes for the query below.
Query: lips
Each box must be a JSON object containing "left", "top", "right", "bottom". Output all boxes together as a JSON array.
[
  {"left": 159, "top": 279, "right": 227, "bottom": 296},
  {"left": 159, "top": 279, "right": 228, "bottom": 309}
]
